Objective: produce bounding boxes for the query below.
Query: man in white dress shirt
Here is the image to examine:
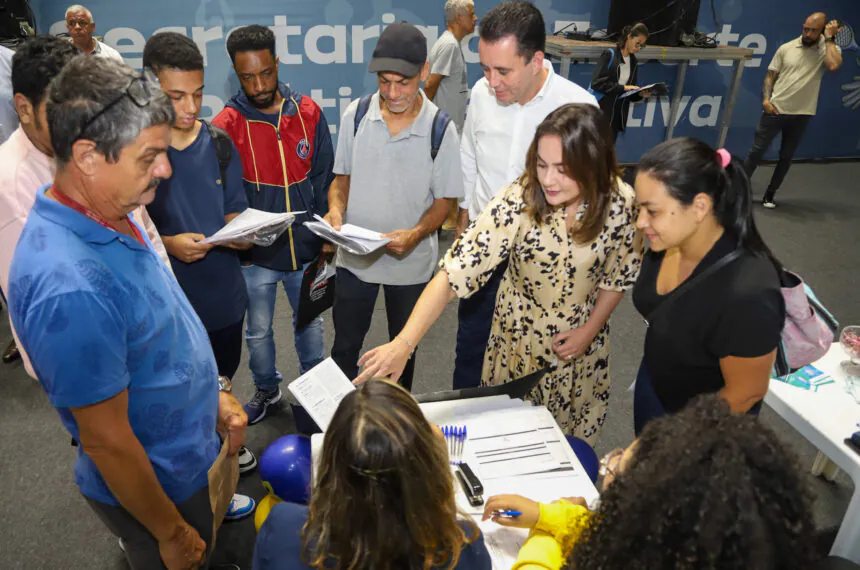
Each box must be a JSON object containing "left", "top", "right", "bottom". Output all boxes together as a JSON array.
[
  {"left": 64, "top": 4, "right": 123, "bottom": 63},
  {"left": 452, "top": 1, "right": 597, "bottom": 389}
]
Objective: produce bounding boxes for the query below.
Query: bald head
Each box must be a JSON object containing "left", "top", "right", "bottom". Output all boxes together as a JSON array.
[{"left": 802, "top": 13, "right": 827, "bottom": 46}]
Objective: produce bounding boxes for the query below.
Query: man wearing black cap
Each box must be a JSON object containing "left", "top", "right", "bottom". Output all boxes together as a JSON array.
[{"left": 325, "top": 22, "right": 463, "bottom": 391}]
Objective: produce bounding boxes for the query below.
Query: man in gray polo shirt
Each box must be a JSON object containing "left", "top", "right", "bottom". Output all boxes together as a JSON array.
[{"left": 325, "top": 22, "right": 463, "bottom": 391}]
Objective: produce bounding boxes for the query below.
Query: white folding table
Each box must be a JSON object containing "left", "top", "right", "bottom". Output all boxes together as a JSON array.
[{"left": 764, "top": 343, "right": 860, "bottom": 563}]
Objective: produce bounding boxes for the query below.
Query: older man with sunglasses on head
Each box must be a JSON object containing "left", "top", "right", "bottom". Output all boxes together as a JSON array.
[{"left": 6, "top": 56, "right": 248, "bottom": 569}]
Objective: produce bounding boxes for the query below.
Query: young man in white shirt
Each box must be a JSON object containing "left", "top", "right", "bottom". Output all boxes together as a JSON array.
[
  {"left": 453, "top": 1, "right": 597, "bottom": 389},
  {"left": 64, "top": 4, "right": 124, "bottom": 63}
]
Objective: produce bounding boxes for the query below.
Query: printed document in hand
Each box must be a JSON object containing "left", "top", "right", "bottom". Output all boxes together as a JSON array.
[
  {"left": 304, "top": 214, "right": 391, "bottom": 255},
  {"left": 287, "top": 358, "right": 355, "bottom": 431},
  {"left": 619, "top": 82, "right": 668, "bottom": 99},
  {"left": 200, "top": 208, "right": 303, "bottom": 245}
]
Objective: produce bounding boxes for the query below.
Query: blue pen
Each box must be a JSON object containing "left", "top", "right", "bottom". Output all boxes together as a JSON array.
[{"left": 495, "top": 510, "right": 522, "bottom": 518}]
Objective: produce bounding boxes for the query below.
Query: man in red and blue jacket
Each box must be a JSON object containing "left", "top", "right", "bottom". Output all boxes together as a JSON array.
[{"left": 214, "top": 25, "right": 334, "bottom": 424}]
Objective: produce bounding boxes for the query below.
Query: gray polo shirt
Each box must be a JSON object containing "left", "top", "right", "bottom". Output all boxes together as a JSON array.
[
  {"left": 429, "top": 30, "right": 469, "bottom": 132},
  {"left": 333, "top": 91, "right": 463, "bottom": 286}
]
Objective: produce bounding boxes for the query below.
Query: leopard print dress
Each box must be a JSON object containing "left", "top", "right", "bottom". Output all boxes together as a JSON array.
[{"left": 442, "top": 182, "right": 643, "bottom": 444}]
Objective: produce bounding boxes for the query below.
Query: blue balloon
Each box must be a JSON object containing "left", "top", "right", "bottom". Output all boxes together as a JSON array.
[
  {"left": 565, "top": 435, "right": 599, "bottom": 484},
  {"left": 259, "top": 434, "right": 313, "bottom": 504}
]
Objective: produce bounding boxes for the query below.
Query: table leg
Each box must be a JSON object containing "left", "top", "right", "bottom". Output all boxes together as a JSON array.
[
  {"left": 560, "top": 56, "right": 572, "bottom": 80},
  {"left": 830, "top": 484, "right": 860, "bottom": 563},
  {"left": 665, "top": 61, "right": 689, "bottom": 141},
  {"left": 718, "top": 59, "right": 746, "bottom": 148}
]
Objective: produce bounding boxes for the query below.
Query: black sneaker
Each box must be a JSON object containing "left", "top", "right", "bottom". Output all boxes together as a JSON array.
[{"left": 243, "top": 387, "right": 282, "bottom": 425}]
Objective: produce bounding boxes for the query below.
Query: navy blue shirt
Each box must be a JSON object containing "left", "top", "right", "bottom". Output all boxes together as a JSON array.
[
  {"left": 253, "top": 502, "right": 492, "bottom": 570},
  {"left": 147, "top": 122, "right": 249, "bottom": 332},
  {"left": 9, "top": 188, "right": 220, "bottom": 505}
]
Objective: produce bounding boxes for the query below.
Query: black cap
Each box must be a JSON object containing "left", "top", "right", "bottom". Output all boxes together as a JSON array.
[{"left": 369, "top": 22, "right": 427, "bottom": 77}]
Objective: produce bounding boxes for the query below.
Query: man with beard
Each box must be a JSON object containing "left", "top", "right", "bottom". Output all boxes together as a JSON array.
[
  {"left": 213, "top": 25, "right": 334, "bottom": 424},
  {"left": 325, "top": 22, "right": 463, "bottom": 391},
  {"left": 743, "top": 12, "right": 843, "bottom": 209}
]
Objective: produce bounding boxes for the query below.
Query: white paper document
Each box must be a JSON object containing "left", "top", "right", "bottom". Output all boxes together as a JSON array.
[
  {"left": 200, "top": 208, "right": 302, "bottom": 245},
  {"left": 287, "top": 358, "right": 355, "bottom": 431},
  {"left": 304, "top": 214, "right": 391, "bottom": 255},
  {"left": 464, "top": 408, "right": 572, "bottom": 480}
]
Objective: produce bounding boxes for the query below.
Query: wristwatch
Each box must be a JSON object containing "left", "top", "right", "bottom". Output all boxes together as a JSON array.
[
  {"left": 825, "top": 36, "right": 836, "bottom": 43},
  {"left": 217, "top": 376, "right": 233, "bottom": 392}
]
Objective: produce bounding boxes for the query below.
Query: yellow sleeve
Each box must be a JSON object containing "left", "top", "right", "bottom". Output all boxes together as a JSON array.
[{"left": 511, "top": 501, "right": 592, "bottom": 570}]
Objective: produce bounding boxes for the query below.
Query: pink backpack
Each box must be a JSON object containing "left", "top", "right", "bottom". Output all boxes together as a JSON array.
[{"left": 774, "top": 271, "right": 839, "bottom": 377}]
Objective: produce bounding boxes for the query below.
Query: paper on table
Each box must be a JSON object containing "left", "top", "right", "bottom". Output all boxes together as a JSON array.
[
  {"left": 200, "top": 208, "right": 303, "bottom": 245},
  {"left": 304, "top": 214, "right": 391, "bottom": 255},
  {"left": 479, "top": 522, "right": 529, "bottom": 570},
  {"left": 287, "top": 358, "right": 356, "bottom": 431},
  {"left": 455, "top": 470, "right": 595, "bottom": 516}
]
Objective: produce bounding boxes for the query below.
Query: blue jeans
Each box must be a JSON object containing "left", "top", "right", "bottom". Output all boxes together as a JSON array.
[{"left": 242, "top": 263, "right": 324, "bottom": 390}]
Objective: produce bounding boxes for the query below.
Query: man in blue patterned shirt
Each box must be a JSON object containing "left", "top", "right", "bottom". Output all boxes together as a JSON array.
[{"left": 8, "top": 56, "right": 251, "bottom": 569}]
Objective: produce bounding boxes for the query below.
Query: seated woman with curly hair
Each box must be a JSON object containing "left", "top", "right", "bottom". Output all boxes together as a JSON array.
[
  {"left": 483, "top": 394, "right": 819, "bottom": 570},
  {"left": 252, "top": 379, "right": 491, "bottom": 570}
]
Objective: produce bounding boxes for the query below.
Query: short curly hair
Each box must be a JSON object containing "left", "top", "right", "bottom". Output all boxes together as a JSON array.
[
  {"left": 567, "top": 395, "right": 819, "bottom": 570},
  {"left": 226, "top": 25, "right": 275, "bottom": 63},
  {"left": 11, "top": 35, "right": 79, "bottom": 108}
]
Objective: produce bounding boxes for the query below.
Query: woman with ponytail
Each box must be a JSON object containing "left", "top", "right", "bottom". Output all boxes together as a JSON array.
[
  {"left": 589, "top": 23, "right": 651, "bottom": 142},
  {"left": 631, "top": 137, "right": 785, "bottom": 434}
]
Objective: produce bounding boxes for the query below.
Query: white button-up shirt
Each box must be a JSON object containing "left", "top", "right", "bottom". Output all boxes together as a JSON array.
[{"left": 460, "top": 60, "right": 598, "bottom": 219}]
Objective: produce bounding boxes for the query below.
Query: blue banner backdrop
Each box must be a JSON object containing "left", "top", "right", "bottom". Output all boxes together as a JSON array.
[{"left": 30, "top": 0, "right": 860, "bottom": 163}]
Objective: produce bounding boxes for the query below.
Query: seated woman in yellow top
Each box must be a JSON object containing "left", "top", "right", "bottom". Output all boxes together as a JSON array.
[{"left": 483, "top": 395, "right": 820, "bottom": 570}]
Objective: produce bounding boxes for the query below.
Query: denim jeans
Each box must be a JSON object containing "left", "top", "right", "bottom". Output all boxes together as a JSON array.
[{"left": 242, "top": 263, "right": 325, "bottom": 390}]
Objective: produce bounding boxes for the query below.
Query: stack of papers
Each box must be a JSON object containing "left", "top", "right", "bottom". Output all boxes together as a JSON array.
[
  {"left": 287, "top": 358, "right": 355, "bottom": 430},
  {"left": 304, "top": 215, "right": 391, "bottom": 255},
  {"left": 201, "top": 208, "right": 302, "bottom": 245}
]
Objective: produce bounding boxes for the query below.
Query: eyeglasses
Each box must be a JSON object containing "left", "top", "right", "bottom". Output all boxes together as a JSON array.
[
  {"left": 598, "top": 447, "right": 625, "bottom": 479},
  {"left": 66, "top": 19, "right": 91, "bottom": 28},
  {"left": 74, "top": 72, "right": 158, "bottom": 143}
]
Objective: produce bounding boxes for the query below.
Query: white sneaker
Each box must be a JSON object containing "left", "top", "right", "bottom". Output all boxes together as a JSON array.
[
  {"left": 762, "top": 198, "right": 776, "bottom": 209},
  {"left": 238, "top": 446, "right": 257, "bottom": 475},
  {"left": 224, "top": 493, "right": 256, "bottom": 522}
]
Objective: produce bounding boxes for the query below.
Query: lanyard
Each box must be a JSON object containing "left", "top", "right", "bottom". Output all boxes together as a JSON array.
[{"left": 51, "top": 184, "right": 146, "bottom": 247}]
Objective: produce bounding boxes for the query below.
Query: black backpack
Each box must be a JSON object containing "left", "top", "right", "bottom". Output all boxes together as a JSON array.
[
  {"left": 353, "top": 94, "right": 451, "bottom": 160},
  {"left": 203, "top": 120, "right": 233, "bottom": 191}
]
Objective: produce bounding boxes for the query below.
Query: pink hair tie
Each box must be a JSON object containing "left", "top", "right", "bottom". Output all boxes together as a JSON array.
[{"left": 716, "top": 148, "right": 732, "bottom": 168}]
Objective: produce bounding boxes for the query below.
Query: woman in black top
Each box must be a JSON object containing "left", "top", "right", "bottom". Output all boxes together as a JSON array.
[
  {"left": 590, "top": 23, "right": 651, "bottom": 142},
  {"left": 631, "top": 138, "right": 785, "bottom": 434}
]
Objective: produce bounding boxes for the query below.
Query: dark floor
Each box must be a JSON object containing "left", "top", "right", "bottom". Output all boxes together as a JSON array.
[{"left": 0, "top": 162, "right": 858, "bottom": 569}]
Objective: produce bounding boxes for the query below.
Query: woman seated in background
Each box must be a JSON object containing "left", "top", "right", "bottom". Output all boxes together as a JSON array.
[
  {"left": 589, "top": 23, "right": 652, "bottom": 142},
  {"left": 252, "top": 379, "right": 491, "bottom": 570},
  {"left": 484, "top": 394, "right": 819, "bottom": 570},
  {"left": 631, "top": 138, "right": 785, "bottom": 434},
  {"left": 356, "top": 104, "right": 643, "bottom": 445}
]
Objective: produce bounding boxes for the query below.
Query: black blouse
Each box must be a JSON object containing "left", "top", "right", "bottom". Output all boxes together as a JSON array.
[{"left": 632, "top": 232, "right": 785, "bottom": 413}]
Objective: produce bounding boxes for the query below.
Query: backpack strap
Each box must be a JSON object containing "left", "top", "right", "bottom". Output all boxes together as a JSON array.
[
  {"left": 430, "top": 108, "right": 451, "bottom": 161},
  {"left": 645, "top": 249, "right": 743, "bottom": 327},
  {"left": 353, "top": 94, "right": 374, "bottom": 136},
  {"left": 203, "top": 120, "right": 233, "bottom": 192}
]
